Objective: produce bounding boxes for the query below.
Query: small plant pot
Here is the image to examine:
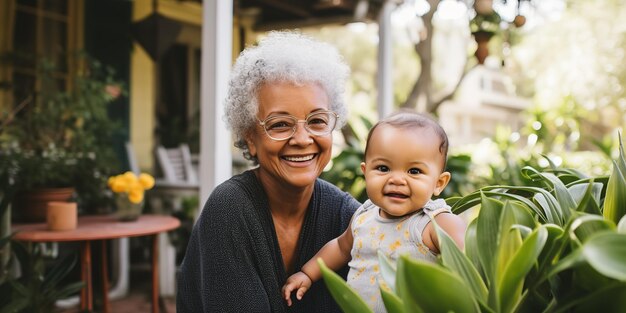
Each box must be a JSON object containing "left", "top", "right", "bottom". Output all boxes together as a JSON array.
[
  {"left": 47, "top": 201, "right": 77, "bottom": 231},
  {"left": 513, "top": 15, "right": 526, "bottom": 27}
]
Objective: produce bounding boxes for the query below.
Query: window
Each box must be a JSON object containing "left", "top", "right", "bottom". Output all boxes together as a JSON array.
[{"left": 11, "top": 0, "right": 81, "bottom": 103}]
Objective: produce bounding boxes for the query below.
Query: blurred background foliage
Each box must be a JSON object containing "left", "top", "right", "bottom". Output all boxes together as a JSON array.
[{"left": 309, "top": 0, "right": 624, "bottom": 199}]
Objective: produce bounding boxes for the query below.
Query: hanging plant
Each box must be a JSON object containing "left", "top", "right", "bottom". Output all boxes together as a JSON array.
[{"left": 470, "top": 11, "right": 502, "bottom": 35}]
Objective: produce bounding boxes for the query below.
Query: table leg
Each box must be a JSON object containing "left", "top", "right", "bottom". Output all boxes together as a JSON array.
[
  {"left": 101, "top": 240, "right": 110, "bottom": 313},
  {"left": 80, "top": 241, "right": 93, "bottom": 311},
  {"left": 151, "top": 234, "right": 160, "bottom": 313}
]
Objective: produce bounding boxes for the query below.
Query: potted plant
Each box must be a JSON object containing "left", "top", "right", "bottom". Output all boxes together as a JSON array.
[
  {"left": 0, "top": 55, "right": 123, "bottom": 222},
  {"left": 470, "top": 11, "right": 502, "bottom": 64},
  {"left": 0, "top": 240, "right": 84, "bottom": 313},
  {"left": 108, "top": 171, "right": 155, "bottom": 221},
  {"left": 319, "top": 135, "right": 626, "bottom": 312}
]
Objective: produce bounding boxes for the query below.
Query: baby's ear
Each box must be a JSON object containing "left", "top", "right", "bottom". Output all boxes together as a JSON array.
[
  {"left": 360, "top": 162, "right": 366, "bottom": 175},
  {"left": 434, "top": 171, "right": 451, "bottom": 196}
]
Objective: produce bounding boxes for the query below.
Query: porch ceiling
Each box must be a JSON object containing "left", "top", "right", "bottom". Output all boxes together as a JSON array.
[{"left": 231, "top": 0, "right": 384, "bottom": 30}]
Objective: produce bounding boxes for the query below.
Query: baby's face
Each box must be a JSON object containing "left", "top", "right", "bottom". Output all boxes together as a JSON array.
[{"left": 361, "top": 125, "right": 450, "bottom": 219}]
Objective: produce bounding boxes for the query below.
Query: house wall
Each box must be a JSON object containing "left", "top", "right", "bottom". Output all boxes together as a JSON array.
[
  {"left": 129, "top": 0, "right": 242, "bottom": 174},
  {"left": 130, "top": 1, "right": 158, "bottom": 172}
]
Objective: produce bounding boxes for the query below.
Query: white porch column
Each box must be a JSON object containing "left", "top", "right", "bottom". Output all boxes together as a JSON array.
[
  {"left": 377, "top": 0, "right": 395, "bottom": 119},
  {"left": 199, "top": 0, "right": 233, "bottom": 217}
]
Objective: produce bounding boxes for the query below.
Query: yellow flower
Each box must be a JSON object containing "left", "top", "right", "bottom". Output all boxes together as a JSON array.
[
  {"left": 128, "top": 189, "right": 144, "bottom": 204},
  {"left": 107, "top": 176, "right": 116, "bottom": 188},
  {"left": 108, "top": 172, "right": 155, "bottom": 203},
  {"left": 123, "top": 171, "right": 138, "bottom": 184},
  {"left": 129, "top": 183, "right": 144, "bottom": 195},
  {"left": 138, "top": 173, "right": 155, "bottom": 189},
  {"left": 111, "top": 178, "right": 127, "bottom": 193}
]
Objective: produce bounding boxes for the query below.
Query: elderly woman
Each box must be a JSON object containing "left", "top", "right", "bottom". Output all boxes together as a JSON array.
[{"left": 177, "top": 32, "right": 360, "bottom": 312}]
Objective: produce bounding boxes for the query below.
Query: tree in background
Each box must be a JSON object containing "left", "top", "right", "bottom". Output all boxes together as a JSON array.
[{"left": 400, "top": 0, "right": 535, "bottom": 113}]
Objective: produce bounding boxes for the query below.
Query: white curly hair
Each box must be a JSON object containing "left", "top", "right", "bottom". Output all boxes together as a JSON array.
[{"left": 223, "top": 31, "right": 350, "bottom": 163}]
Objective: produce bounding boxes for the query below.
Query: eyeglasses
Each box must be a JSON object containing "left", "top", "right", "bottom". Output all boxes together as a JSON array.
[{"left": 257, "top": 110, "right": 338, "bottom": 141}]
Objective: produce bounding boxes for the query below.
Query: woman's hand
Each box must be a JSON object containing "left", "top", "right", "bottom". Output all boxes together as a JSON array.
[{"left": 282, "top": 271, "right": 313, "bottom": 306}]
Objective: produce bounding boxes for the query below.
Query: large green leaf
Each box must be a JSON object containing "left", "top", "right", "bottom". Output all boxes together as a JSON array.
[
  {"left": 568, "top": 214, "right": 615, "bottom": 245},
  {"left": 603, "top": 159, "right": 626, "bottom": 224},
  {"left": 396, "top": 255, "right": 479, "bottom": 313},
  {"left": 434, "top": 219, "right": 488, "bottom": 303},
  {"left": 568, "top": 181, "right": 602, "bottom": 214},
  {"left": 495, "top": 204, "right": 522, "bottom": 291},
  {"left": 523, "top": 169, "right": 576, "bottom": 223},
  {"left": 547, "top": 248, "right": 585, "bottom": 279},
  {"left": 476, "top": 193, "right": 504, "bottom": 296},
  {"left": 580, "top": 232, "right": 626, "bottom": 281},
  {"left": 380, "top": 287, "right": 404, "bottom": 313},
  {"left": 533, "top": 224, "right": 566, "bottom": 278},
  {"left": 497, "top": 225, "right": 548, "bottom": 313},
  {"left": 41, "top": 253, "right": 80, "bottom": 292},
  {"left": 552, "top": 282, "right": 626, "bottom": 313},
  {"left": 396, "top": 256, "right": 424, "bottom": 313},
  {"left": 464, "top": 219, "right": 484, "bottom": 278},
  {"left": 377, "top": 250, "right": 396, "bottom": 292},
  {"left": 508, "top": 201, "right": 537, "bottom": 230},
  {"left": 494, "top": 185, "right": 564, "bottom": 225},
  {"left": 451, "top": 188, "right": 548, "bottom": 223},
  {"left": 603, "top": 135, "right": 626, "bottom": 223},
  {"left": 318, "top": 259, "right": 373, "bottom": 313},
  {"left": 618, "top": 215, "right": 626, "bottom": 234},
  {"left": 533, "top": 192, "right": 563, "bottom": 226}
]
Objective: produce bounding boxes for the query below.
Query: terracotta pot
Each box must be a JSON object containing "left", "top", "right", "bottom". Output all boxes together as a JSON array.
[
  {"left": 47, "top": 201, "right": 77, "bottom": 231},
  {"left": 513, "top": 15, "right": 526, "bottom": 28},
  {"left": 13, "top": 187, "right": 75, "bottom": 223},
  {"left": 473, "top": 31, "right": 494, "bottom": 65}
]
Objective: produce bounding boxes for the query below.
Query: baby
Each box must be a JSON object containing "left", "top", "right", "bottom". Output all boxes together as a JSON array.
[{"left": 282, "top": 111, "right": 467, "bottom": 312}]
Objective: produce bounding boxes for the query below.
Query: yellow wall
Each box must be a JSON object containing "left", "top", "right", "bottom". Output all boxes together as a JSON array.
[{"left": 130, "top": 0, "right": 157, "bottom": 172}]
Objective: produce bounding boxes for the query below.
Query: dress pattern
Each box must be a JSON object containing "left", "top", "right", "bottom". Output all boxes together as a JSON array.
[{"left": 346, "top": 199, "right": 451, "bottom": 313}]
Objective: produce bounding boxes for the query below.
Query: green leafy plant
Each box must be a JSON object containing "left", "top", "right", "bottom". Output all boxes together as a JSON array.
[
  {"left": 470, "top": 11, "right": 502, "bottom": 35},
  {"left": 1, "top": 55, "right": 123, "bottom": 211},
  {"left": 321, "top": 134, "right": 626, "bottom": 312},
  {"left": 0, "top": 241, "right": 84, "bottom": 313}
]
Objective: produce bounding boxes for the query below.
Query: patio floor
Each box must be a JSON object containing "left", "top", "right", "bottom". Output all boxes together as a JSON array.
[
  {"left": 58, "top": 269, "right": 176, "bottom": 313},
  {"left": 59, "top": 294, "right": 176, "bottom": 313}
]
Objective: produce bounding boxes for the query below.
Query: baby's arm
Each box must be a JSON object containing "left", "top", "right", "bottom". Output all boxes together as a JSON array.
[
  {"left": 282, "top": 219, "right": 354, "bottom": 306},
  {"left": 426, "top": 213, "right": 466, "bottom": 253}
]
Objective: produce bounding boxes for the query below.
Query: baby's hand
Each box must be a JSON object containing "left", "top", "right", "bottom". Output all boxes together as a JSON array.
[{"left": 281, "top": 271, "right": 312, "bottom": 306}]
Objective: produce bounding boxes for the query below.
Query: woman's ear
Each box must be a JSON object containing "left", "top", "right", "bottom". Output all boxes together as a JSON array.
[
  {"left": 433, "top": 171, "right": 451, "bottom": 196},
  {"left": 245, "top": 133, "right": 257, "bottom": 158}
]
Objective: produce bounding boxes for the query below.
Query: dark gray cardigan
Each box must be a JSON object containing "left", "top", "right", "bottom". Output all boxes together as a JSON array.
[{"left": 177, "top": 170, "right": 359, "bottom": 312}]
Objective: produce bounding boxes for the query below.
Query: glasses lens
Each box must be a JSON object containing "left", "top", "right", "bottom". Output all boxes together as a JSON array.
[
  {"left": 263, "top": 116, "right": 296, "bottom": 140},
  {"left": 306, "top": 112, "right": 337, "bottom": 135}
]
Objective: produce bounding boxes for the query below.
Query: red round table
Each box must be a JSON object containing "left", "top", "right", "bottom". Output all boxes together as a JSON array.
[{"left": 13, "top": 214, "right": 180, "bottom": 313}]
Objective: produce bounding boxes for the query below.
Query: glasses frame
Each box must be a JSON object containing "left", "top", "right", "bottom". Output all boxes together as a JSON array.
[{"left": 256, "top": 110, "right": 339, "bottom": 141}]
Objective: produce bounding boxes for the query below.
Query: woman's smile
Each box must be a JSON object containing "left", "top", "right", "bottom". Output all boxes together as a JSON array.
[{"left": 282, "top": 153, "right": 316, "bottom": 162}]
